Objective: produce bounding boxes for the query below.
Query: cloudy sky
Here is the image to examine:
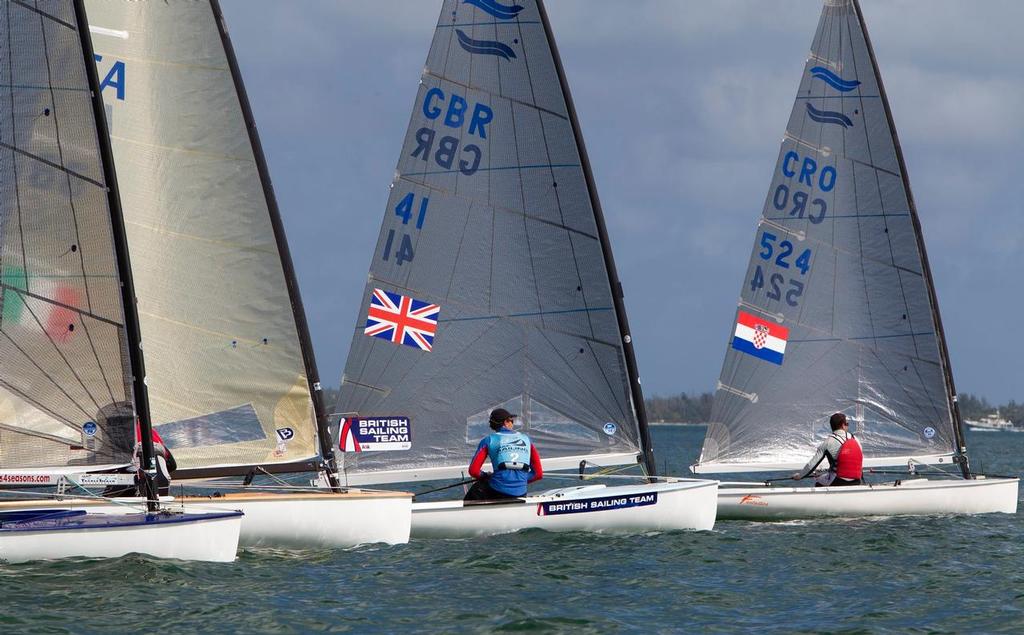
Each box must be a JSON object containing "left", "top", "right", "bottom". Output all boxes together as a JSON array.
[{"left": 218, "top": 0, "right": 1024, "bottom": 404}]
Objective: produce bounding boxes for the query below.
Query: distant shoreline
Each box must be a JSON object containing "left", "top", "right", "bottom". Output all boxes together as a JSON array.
[{"left": 650, "top": 421, "right": 707, "bottom": 427}]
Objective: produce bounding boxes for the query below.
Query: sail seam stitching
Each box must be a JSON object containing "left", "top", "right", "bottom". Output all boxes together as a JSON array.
[
  {"left": 10, "top": 0, "right": 74, "bottom": 30},
  {"left": 0, "top": 141, "right": 106, "bottom": 189}
]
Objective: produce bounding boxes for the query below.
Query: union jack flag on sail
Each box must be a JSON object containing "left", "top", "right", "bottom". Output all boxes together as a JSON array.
[{"left": 364, "top": 288, "right": 440, "bottom": 352}]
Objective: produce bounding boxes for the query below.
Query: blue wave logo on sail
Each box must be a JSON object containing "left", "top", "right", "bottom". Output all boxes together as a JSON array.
[
  {"left": 456, "top": 29, "right": 517, "bottom": 60},
  {"left": 464, "top": 0, "right": 524, "bottom": 20},
  {"left": 805, "top": 103, "right": 853, "bottom": 128},
  {"left": 809, "top": 66, "right": 861, "bottom": 92}
]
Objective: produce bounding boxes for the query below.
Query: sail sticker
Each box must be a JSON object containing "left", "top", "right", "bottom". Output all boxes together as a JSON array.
[
  {"left": 364, "top": 288, "right": 440, "bottom": 352},
  {"left": 82, "top": 422, "right": 98, "bottom": 437},
  {"left": 808, "top": 66, "right": 861, "bottom": 92},
  {"left": 732, "top": 311, "right": 789, "bottom": 365},
  {"left": 274, "top": 427, "right": 294, "bottom": 457},
  {"left": 923, "top": 427, "right": 936, "bottom": 439},
  {"left": 275, "top": 427, "right": 294, "bottom": 442},
  {"left": 339, "top": 417, "right": 411, "bottom": 452},
  {"left": 455, "top": 30, "right": 517, "bottom": 61},
  {"left": 805, "top": 103, "right": 853, "bottom": 128},
  {"left": 603, "top": 422, "right": 617, "bottom": 436},
  {"left": 463, "top": 0, "right": 524, "bottom": 20},
  {"left": 538, "top": 492, "right": 657, "bottom": 516}
]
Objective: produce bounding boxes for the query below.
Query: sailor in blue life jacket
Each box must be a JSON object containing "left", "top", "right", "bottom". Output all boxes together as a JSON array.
[
  {"left": 464, "top": 408, "right": 543, "bottom": 501},
  {"left": 792, "top": 412, "right": 864, "bottom": 486}
]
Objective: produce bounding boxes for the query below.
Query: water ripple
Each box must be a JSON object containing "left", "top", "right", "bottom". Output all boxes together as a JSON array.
[{"left": 1, "top": 427, "right": 1020, "bottom": 633}]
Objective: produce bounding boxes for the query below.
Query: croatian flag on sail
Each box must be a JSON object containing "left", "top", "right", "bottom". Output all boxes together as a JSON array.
[
  {"left": 364, "top": 288, "right": 440, "bottom": 352},
  {"left": 731, "top": 310, "right": 789, "bottom": 365}
]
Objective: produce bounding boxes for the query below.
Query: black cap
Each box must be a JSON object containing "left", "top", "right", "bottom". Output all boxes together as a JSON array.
[{"left": 488, "top": 408, "right": 517, "bottom": 430}]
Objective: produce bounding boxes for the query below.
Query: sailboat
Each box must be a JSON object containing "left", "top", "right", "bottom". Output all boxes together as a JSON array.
[
  {"left": 0, "top": 0, "right": 242, "bottom": 562},
  {"left": 335, "top": 0, "right": 718, "bottom": 538},
  {"left": 69, "top": 0, "right": 412, "bottom": 547},
  {"left": 690, "top": 0, "right": 1019, "bottom": 520},
  {"left": 965, "top": 412, "right": 1015, "bottom": 432}
]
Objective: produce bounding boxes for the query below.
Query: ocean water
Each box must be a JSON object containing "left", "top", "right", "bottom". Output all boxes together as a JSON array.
[{"left": 2, "top": 426, "right": 1021, "bottom": 634}]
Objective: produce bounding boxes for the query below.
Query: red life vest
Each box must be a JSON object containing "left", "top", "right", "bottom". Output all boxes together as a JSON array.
[{"left": 835, "top": 433, "right": 863, "bottom": 480}]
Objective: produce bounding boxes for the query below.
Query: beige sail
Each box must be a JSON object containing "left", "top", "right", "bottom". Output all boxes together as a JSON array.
[{"left": 85, "top": 1, "right": 318, "bottom": 471}]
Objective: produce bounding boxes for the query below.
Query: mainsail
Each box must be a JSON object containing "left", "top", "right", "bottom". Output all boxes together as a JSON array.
[
  {"left": 694, "top": 0, "right": 966, "bottom": 474},
  {"left": 85, "top": 0, "right": 331, "bottom": 477},
  {"left": 0, "top": 0, "right": 142, "bottom": 472},
  {"left": 337, "top": 0, "right": 652, "bottom": 485}
]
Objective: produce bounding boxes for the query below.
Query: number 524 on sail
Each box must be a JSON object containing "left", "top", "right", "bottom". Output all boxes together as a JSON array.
[{"left": 750, "top": 230, "right": 812, "bottom": 307}]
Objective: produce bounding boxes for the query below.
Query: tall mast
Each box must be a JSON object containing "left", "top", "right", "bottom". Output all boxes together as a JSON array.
[
  {"left": 209, "top": 0, "right": 341, "bottom": 490},
  {"left": 74, "top": 0, "right": 158, "bottom": 497},
  {"left": 536, "top": 0, "right": 657, "bottom": 476},
  {"left": 852, "top": 0, "right": 970, "bottom": 478}
]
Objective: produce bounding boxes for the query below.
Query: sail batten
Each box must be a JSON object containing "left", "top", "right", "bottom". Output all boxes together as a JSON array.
[
  {"left": 696, "top": 0, "right": 961, "bottom": 474},
  {"left": 337, "top": 0, "right": 650, "bottom": 484}
]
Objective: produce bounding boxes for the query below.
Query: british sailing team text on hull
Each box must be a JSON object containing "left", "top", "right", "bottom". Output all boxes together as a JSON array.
[
  {"left": 333, "top": 0, "right": 718, "bottom": 537},
  {"left": 690, "top": 0, "right": 1017, "bottom": 520}
]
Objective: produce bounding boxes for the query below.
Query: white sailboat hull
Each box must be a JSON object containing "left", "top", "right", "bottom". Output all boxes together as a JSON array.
[
  {"left": 717, "top": 477, "right": 1019, "bottom": 521},
  {"left": 411, "top": 480, "right": 718, "bottom": 538},
  {"left": 0, "top": 510, "right": 242, "bottom": 563},
  {"left": 0, "top": 490, "right": 412, "bottom": 548},
  {"left": 177, "top": 491, "right": 413, "bottom": 547}
]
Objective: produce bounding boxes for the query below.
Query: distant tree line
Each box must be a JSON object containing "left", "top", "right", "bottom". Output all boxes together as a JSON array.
[
  {"left": 642, "top": 391, "right": 1024, "bottom": 425},
  {"left": 645, "top": 392, "right": 714, "bottom": 423},
  {"left": 320, "top": 387, "right": 341, "bottom": 413},
  {"left": 957, "top": 392, "right": 1024, "bottom": 424}
]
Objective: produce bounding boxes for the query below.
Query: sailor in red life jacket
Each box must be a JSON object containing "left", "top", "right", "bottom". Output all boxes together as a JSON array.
[
  {"left": 136, "top": 423, "right": 177, "bottom": 495},
  {"left": 464, "top": 408, "right": 543, "bottom": 501},
  {"left": 792, "top": 412, "right": 864, "bottom": 486}
]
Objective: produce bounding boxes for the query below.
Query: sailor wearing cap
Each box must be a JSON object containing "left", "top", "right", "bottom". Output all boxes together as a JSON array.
[{"left": 464, "top": 408, "right": 544, "bottom": 501}]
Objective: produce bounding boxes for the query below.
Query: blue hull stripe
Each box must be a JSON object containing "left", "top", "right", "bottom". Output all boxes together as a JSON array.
[{"left": 0, "top": 510, "right": 242, "bottom": 533}]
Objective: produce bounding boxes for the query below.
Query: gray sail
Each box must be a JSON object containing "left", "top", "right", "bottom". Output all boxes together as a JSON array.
[
  {"left": 0, "top": 0, "right": 137, "bottom": 471},
  {"left": 85, "top": 0, "right": 324, "bottom": 474},
  {"left": 695, "top": 0, "right": 962, "bottom": 474},
  {"left": 337, "top": 0, "right": 646, "bottom": 485}
]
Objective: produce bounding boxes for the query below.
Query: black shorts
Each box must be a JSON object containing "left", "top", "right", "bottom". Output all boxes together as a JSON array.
[
  {"left": 830, "top": 477, "right": 862, "bottom": 487},
  {"left": 463, "top": 478, "right": 519, "bottom": 501}
]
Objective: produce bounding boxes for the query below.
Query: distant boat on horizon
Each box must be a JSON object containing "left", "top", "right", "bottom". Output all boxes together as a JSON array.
[{"left": 966, "top": 412, "right": 1017, "bottom": 432}]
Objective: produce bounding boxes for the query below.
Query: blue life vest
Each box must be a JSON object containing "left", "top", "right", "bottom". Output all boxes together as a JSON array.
[
  {"left": 487, "top": 431, "right": 532, "bottom": 471},
  {"left": 484, "top": 431, "right": 532, "bottom": 496}
]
